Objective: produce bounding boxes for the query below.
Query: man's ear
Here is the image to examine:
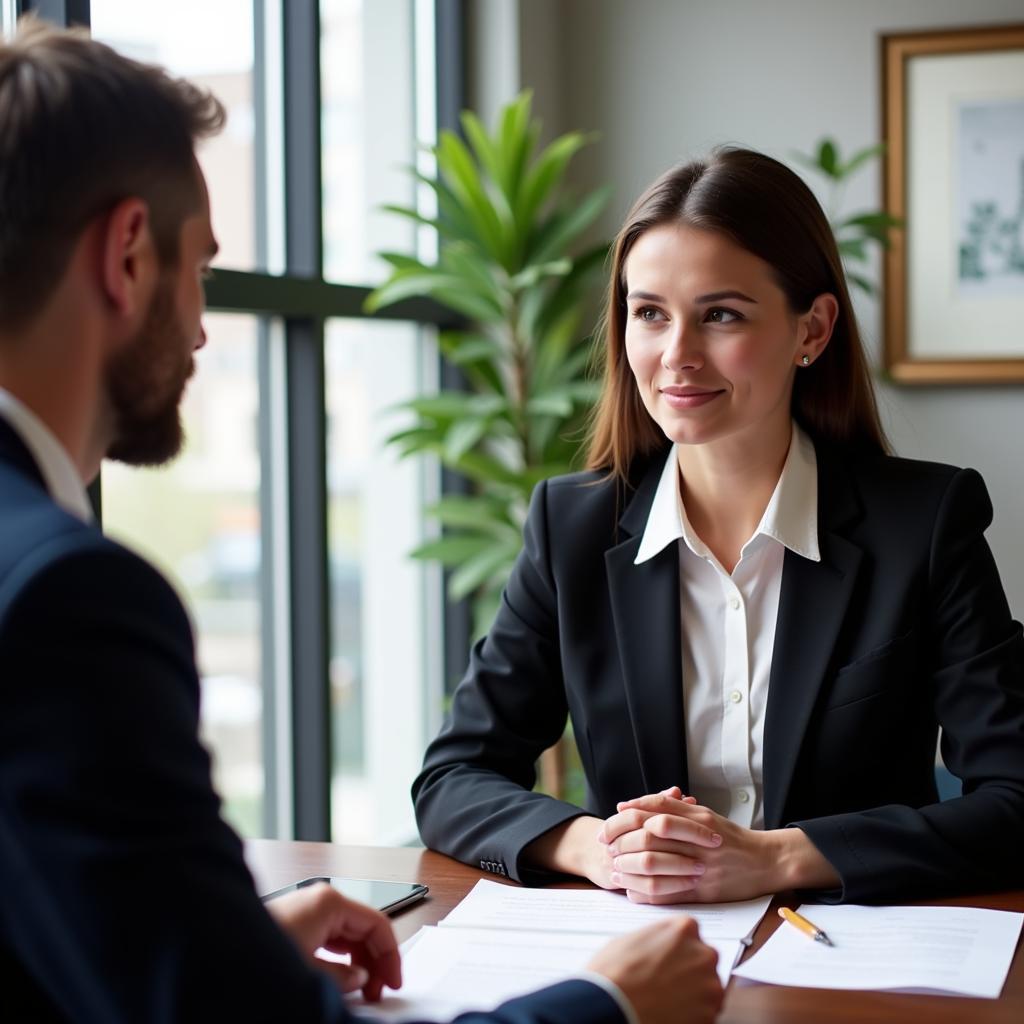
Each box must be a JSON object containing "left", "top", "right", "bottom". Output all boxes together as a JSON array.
[{"left": 99, "top": 197, "right": 156, "bottom": 319}]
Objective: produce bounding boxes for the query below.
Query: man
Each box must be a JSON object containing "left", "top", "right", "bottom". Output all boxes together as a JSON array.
[{"left": 0, "top": 17, "right": 724, "bottom": 1024}]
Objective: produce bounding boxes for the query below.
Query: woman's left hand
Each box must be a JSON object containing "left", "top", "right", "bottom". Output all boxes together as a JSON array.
[{"left": 599, "top": 791, "right": 782, "bottom": 904}]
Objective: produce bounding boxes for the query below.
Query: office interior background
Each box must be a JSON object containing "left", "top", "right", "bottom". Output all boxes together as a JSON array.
[{"left": 7, "top": 0, "right": 1022, "bottom": 847}]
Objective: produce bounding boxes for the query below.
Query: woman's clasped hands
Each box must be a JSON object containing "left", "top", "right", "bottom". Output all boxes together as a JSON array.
[{"left": 595, "top": 786, "right": 782, "bottom": 904}]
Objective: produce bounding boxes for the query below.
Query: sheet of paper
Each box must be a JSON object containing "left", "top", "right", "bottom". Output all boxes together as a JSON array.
[
  {"left": 441, "top": 879, "right": 771, "bottom": 941},
  {"left": 732, "top": 904, "right": 1024, "bottom": 998},
  {"left": 352, "top": 926, "right": 744, "bottom": 1022}
]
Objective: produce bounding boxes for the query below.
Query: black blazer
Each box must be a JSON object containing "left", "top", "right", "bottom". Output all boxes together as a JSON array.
[
  {"left": 414, "top": 441, "right": 1024, "bottom": 903},
  {"left": 0, "top": 418, "right": 623, "bottom": 1024}
]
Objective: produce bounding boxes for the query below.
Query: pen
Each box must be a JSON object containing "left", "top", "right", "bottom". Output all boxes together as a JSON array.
[{"left": 777, "top": 907, "right": 834, "bottom": 947}]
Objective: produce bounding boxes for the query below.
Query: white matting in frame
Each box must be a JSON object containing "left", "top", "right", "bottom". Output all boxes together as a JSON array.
[{"left": 907, "top": 49, "right": 1024, "bottom": 360}]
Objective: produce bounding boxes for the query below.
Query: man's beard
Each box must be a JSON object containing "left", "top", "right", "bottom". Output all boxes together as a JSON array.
[{"left": 104, "top": 273, "right": 195, "bottom": 467}]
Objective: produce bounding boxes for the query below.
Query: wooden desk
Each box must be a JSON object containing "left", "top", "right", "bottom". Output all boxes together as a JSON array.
[{"left": 246, "top": 839, "right": 1024, "bottom": 1024}]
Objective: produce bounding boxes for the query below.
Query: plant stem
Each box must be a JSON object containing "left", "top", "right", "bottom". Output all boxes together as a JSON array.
[{"left": 504, "top": 295, "right": 533, "bottom": 467}]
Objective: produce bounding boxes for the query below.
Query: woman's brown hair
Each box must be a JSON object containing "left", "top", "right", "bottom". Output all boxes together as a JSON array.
[{"left": 587, "top": 148, "right": 889, "bottom": 479}]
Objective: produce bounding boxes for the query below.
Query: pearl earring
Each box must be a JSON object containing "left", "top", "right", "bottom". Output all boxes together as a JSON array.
[{"left": 801, "top": 355, "right": 811, "bottom": 366}]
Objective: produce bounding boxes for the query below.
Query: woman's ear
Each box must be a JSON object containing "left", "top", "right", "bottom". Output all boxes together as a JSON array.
[
  {"left": 795, "top": 292, "right": 839, "bottom": 368},
  {"left": 98, "top": 197, "right": 156, "bottom": 320}
]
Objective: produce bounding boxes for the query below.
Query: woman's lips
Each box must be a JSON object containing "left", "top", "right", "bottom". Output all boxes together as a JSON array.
[{"left": 659, "top": 386, "right": 724, "bottom": 409}]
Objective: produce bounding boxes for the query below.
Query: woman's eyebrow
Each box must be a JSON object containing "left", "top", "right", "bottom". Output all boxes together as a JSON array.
[
  {"left": 625, "top": 289, "right": 759, "bottom": 304},
  {"left": 695, "top": 289, "right": 757, "bottom": 304}
]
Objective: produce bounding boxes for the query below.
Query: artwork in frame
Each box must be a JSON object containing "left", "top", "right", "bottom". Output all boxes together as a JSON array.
[{"left": 882, "top": 23, "right": 1024, "bottom": 384}]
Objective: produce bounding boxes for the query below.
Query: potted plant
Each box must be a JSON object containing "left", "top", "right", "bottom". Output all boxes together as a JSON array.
[{"left": 366, "top": 91, "right": 609, "bottom": 638}]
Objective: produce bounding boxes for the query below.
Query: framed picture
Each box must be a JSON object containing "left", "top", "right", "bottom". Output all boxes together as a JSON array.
[{"left": 882, "top": 23, "right": 1024, "bottom": 384}]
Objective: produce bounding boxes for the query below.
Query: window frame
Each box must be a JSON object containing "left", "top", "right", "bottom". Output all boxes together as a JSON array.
[{"left": 18, "top": 0, "right": 468, "bottom": 842}]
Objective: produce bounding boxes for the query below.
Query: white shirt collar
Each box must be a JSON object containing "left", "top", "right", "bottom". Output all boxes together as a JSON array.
[
  {"left": 0, "top": 388, "right": 94, "bottom": 523},
  {"left": 634, "top": 422, "right": 820, "bottom": 566}
]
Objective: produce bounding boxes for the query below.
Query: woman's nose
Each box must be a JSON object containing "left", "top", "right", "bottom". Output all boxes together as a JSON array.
[{"left": 661, "top": 323, "right": 703, "bottom": 372}]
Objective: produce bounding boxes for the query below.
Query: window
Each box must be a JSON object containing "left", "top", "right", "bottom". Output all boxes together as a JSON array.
[
  {"left": 31, "top": 0, "right": 465, "bottom": 843},
  {"left": 102, "top": 315, "right": 265, "bottom": 837},
  {"left": 90, "top": 0, "right": 263, "bottom": 272},
  {"left": 325, "top": 319, "right": 440, "bottom": 844},
  {"left": 1, "top": 1, "right": 17, "bottom": 34},
  {"left": 321, "top": 0, "right": 419, "bottom": 285}
]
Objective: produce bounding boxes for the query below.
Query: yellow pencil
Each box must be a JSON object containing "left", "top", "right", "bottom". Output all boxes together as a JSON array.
[{"left": 778, "top": 906, "right": 835, "bottom": 947}]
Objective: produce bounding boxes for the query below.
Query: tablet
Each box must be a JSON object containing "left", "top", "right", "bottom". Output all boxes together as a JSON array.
[{"left": 260, "top": 875, "right": 428, "bottom": 915}]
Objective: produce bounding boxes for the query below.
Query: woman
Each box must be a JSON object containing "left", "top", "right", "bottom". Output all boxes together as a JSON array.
[{"left": 412, "top": 148, "right": 1024, "bottom": 905}]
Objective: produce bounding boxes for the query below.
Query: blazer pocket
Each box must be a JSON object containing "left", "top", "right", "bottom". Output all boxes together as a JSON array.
[{"left": 824, "top": 629, "right": 917, "bottom": 710}]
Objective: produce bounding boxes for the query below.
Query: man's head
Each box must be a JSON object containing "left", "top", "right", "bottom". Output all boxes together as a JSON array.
[{"left": 0, "top": 16, "right": 223, "bottom": 466}]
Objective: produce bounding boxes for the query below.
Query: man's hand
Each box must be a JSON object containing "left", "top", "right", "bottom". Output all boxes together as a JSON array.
[
  {"left": 266, "top": 883, "right": 402, "bottom": 1002},
  {"left": 587, "top": 916, "right": 724, "bottom": 1024}
]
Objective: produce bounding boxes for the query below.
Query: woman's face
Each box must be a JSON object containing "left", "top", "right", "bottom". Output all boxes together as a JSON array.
[{"left": 623, "top": 223, "right": 830, "bottom": 451}]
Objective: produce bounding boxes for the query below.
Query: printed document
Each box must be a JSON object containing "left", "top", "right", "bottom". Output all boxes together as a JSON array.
[
  {"left": 732, "top": 904, "right": 1024, "bottom": 998},
  {"left": 440, "top": 879, "right": 772, "bottom": 941},
  {"left": 352, "top": 881, "right": 771, "bottom": 1022}
]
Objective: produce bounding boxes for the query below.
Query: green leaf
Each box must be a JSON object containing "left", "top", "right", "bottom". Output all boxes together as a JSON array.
[
  {"left": 443, "top": 417, "right": 490, "bottom": 463},
  {"left": 527, "top": 392, "right": 574, "bottom": 418},
  {"left": 438, "top": 332, "right": 507, "bottom": 395},
  {"left": 427, "top": 496, "right": 517, "bottom": 536},
  {"left": 431, "top": 287, "right": 507, "bottom": 323},
  {"left": 508, "top": 258, "right": 572, "bottom": 293},
  {"left": 564, "top": 378, "right": 602, "bottom": 403},
  {"left": 529, "top": 185, "right": 612, "bottom": 265},
  {"left": 461, "top": 110, "right": 505, "bottom": 194},
  {"left": 498, "top": 91, "right": 536, "bottom": 207},
  {"left": 836, "top": 238, "right": 868, "bottom": 262},
  {"left": 364, "top": 270, "right": 502, "bottom": 320},
  {"left": 378, "top": 205, "right": 451, "bottom": 238},
  {"left": 436, "top": 130, "right": 510, "bottom": 264},
  {"left": 845, "top": 271, "right": 876, "bottom": 295},
  {"left": 377, "top": 251, "right": 430, "bottom": 272},
  {"left": 532, "top": 306, "right": 584, "bottom": 393},
  {"left": 839, "top": 211, "right": 903, "bottom": 247},
  {"left": 839, "top": 211, "right": 903, "bottom": 230},
  {"left": 400, "top": 393, "right": 476, "bottom": 419},
  {"left": 448, "top": 542, "right": 520, "bottom": 602},
  {"left": 528, "top": 242, "right": 610, "bottom": 342},
  {"left": 472, "top": 589, "right": 504, "bottom": 641},
  {"left": 442, "top": 335, "right": 501, "bottom": 368},
  {"left": 517, "top": 131, "right": 594, "bottom": 228},
  {"left": 440, "top": 241, "right": 509, "bottom": 310},
  {"left": 454, "top": 450, "right": 528, "bottom": 490},
  {"left": 818, "top": 139, "right": 839, "bottom": 177},
  {"left": 411, "top": 169, "right": 479, "bottom": 242},
  {"left": 384, "top": 423, "right": 446, "bottom": 448},
  {"left": 410, "top": 534, "right": 493, "bottom": 566},
  {"left": 839, "top": 142, "right": 886, "bottom": 178}
]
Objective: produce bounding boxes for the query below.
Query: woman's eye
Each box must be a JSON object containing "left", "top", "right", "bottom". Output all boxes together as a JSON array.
[
  {"left": 705, "top": 307, "right": 741, "bottom": 324},
  {"left": 633, "top": 306, "right": 664, "bottom": 322}
]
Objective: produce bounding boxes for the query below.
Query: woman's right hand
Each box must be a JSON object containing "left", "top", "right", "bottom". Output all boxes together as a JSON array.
[{"left": 524, "top": 788, "right": 701, "bottom": 889}]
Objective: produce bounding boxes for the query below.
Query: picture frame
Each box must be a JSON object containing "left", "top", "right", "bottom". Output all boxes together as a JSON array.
[{"left": 882, "top": 23, "right": 1024, "bottom": 384}]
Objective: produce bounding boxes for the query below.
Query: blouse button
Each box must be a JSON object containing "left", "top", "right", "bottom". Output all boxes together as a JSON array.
[
  {"left": 737, "top": 790, "right": 750, "bottom": 803},
  {"left": 729, "top": 690, "right": 742, "bottom": 704},
  {"left": 728, "top": 596, "right": 740, "bottom": 610}
]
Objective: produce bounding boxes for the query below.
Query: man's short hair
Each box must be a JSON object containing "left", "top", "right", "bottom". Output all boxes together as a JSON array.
[{"left": 0, "top": 16, "right": 225, "bottom": 331}]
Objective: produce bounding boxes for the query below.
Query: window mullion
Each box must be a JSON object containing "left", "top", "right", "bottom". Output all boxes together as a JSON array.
[{"left": 283, "top": 0, "right": 330, "bottom": 841}]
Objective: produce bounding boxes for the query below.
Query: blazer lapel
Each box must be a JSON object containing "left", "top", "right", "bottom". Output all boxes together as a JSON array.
[
  {"left": 762, "top": 449, "right": 863, "bottom": 828},
  {"left": 605, "top": 457, "right": 688, "bottom": 796}
]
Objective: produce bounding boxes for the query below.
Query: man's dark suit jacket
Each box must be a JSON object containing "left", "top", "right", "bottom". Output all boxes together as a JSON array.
[
  {"left": 0, "top": 417, "right": 623, "bottom": 1024},
  {"left": 414, "top": 440, "right": 1024, "bottom": 902}
]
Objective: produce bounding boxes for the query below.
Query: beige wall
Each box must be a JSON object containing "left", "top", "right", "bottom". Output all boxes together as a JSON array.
[{"left": 471, "top": 0, "right": 1024, "bottom": 618}]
